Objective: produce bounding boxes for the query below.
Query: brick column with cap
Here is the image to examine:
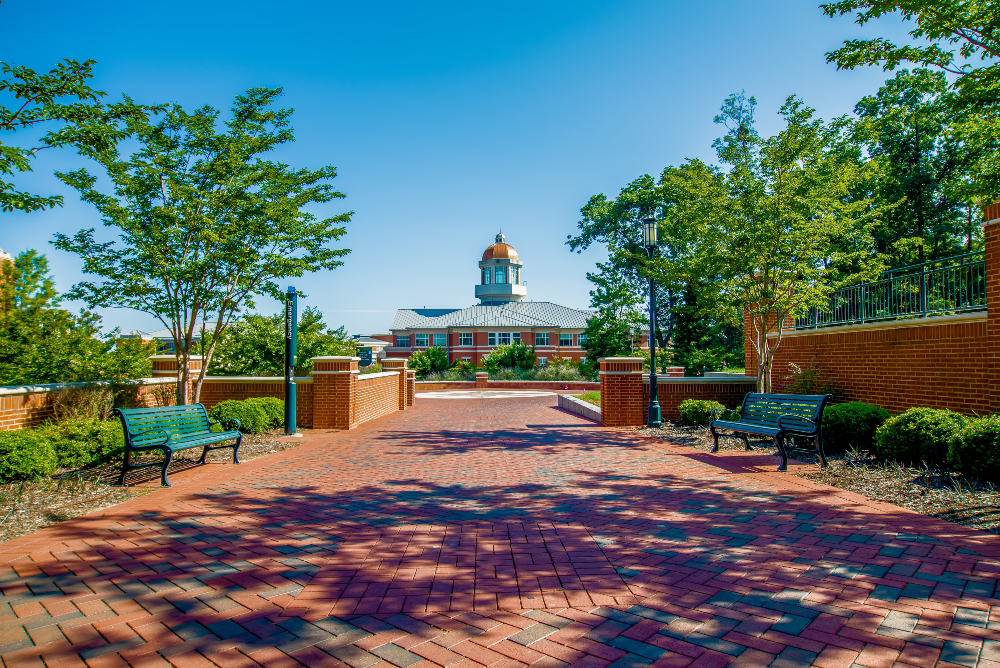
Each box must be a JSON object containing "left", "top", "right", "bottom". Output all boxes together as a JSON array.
[
  {"left": 381, "top": 358, "right": 409, "bottom": 410},
  {"left": 599, "top": 357, "right": 645, "bottom": 427},
  {"left": 311, "top": 356, "right": 358, "bottom": 429},
  {"left": 406, "top": 370, "right": 416, "bottom": 406},
  {"left": 476, "top": 372, "right": 488, "bottom": 389}
]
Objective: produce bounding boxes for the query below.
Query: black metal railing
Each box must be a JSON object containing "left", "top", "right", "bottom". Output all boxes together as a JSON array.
[{"left": 795, "top": 251, "right": 986, "bottom": 329}]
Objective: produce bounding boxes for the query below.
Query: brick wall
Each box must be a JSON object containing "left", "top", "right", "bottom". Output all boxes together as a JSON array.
[
  {"left": 199, "top": 378, "right": 314, "bottom": 429},
  {"left": 0, "top": 379, "right": 178, "bottom": 431},
  {"left": 641, "top": 378, "right": 757, "bottom": 422},
  {"left": 599, "top": 358, "right": 645, "bottom": 427},
  {"left": 353, "top": 373, "right": 400, "bottom": 426}
]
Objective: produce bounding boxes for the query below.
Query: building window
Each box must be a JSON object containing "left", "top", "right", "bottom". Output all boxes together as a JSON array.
[
  {"left": 433, "top": 334, "right": 446, "bottom": 346},
  {"left": 536, "top": 332, "right": 549, "bottom": 346},
  {"left": 538, "top": 357, "right": 547, "bottom": 366},
  {"left": 512, "top": 332, "right": 521, "bottom": 344},
  {"left": 414, "top": 334, "right": 428, "bottom": 347},
  {"left": 578, "top": 334, "right": 588, "bottom": 346},
  {"left": 488, "top": 332, "right": 496, "bottom": 346},
  {"left": 512, "top": 267, "right": 519, "bottom": 284},
  {"left": 497, "top": 332, "right": 511, "bottom": 345},
  {"left": 459, "top": 333, "right": 472, "bottom": 346},
  {"left": 559, "top": 333, "right": 572, "bottom": 347},
  {"left": 483, "top": 267, "right": 492, "bottom": 284},
  {"left": 396, "top": 335, "right": 410, "bottom": 347},
  {"left": 461, "top": 357, "right": 471, "bottom": 362},
  {"left": 495, "top": 266, "right": 507, "bottom": 284}
]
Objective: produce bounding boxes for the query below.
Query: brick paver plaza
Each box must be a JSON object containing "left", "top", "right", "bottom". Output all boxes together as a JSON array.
[{"left": 2, "top": 394, "right": 1000, "bottom": 667}]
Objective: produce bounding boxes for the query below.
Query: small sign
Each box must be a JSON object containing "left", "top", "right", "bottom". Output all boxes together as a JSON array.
[{"left": 358, "top": 347, "right": 373, "bottom": 366}]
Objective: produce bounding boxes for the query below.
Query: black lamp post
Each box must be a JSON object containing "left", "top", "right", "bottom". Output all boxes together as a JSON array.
[{"left": 643, "top": 215, "right": 662, "bottom": 428}]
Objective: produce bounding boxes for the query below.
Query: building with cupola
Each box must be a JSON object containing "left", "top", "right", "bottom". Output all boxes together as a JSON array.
[{"left": 375, "top": 233, "right": 601, "bottom": 365}]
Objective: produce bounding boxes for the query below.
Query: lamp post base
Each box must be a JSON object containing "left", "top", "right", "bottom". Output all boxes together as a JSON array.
[{"left": 647, "top": 402, "right": 662, "bottom": 429}]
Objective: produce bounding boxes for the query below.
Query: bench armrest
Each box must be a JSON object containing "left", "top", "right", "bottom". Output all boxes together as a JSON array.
[
  {"left": 127, "top": 427, "right": 170, "bottom": 447},
  {"left": 709, "top": 406, "right": 737, "bottom": 420},
  {"left": 777, "top": 414, "right": 817, "bottom": 430}
]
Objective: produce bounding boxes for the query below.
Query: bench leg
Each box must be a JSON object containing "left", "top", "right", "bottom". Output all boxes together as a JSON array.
[
  {"left": 233, "top": 434, "right": 242, "bottom": 464},
  {"left": 775, "top": 435, "right": 788, "bottom": 472},
  {"left": 709, "top": 426, "right": 720, "bottom": 453},
  {"left": 160, "top": 450, "right": 173, "bottom": 487},
  {"left": 199, "top": 445, "right": 209, "bottom": 465},
  {"left": 742, "top": 433, "right": 752, "bottom": 451},
  {"left": 816, "top": 435, "right": 828, "bottom": 469},
  {"left": 117, "top": 451, "right": 130, "bottom": 486}
]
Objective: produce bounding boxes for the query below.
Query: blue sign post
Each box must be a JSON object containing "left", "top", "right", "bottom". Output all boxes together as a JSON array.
[{"left": 284, "top": 286, "right": 298, "bottom": 435}]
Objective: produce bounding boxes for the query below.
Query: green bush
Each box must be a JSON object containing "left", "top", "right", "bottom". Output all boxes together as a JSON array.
[
  {"left": 245, "top": 397, "right": 285, "bottom": 429},
  {"left": 40, "top": 419, "right": 124, "bottom": 469},
  {"left": 0, "top": 431, "right": 57, "bottom": 482},
  {"left": 949, "top": 416, "right": 1000, "bottom": 482},
  {"left": 208, "top": 399, "right": 271, "bottom": 434},
  {"left": 873, "top": 407, "right": 968, "bottom": 466},
  {"left": 678, "top": 399, "right": 736, "bottom": 426},
  {"left": 822, "top": 402, "right": 890, "bottom": 454}
]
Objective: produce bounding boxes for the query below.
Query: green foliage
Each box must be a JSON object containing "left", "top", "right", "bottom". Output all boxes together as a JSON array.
[
  {"left": 873, "top": 407, "right": 968, "bottom": 466},
  {"left": 0, "top": 251, "right": 157, "bottom": 385},
  {"left": 53, "top": 88, "right": 352, "bottom": 405},
  {"left": 211, "top": 307, "right": 355, "bottom": 376},
  {"left": 38, "top": 419, "right": 123, "bottom": 470},
  {"left": 949, "top": 416, "right": 1000, "bottom": 482},
  {"left": 671, "top": 281, "right": 743, "bottom": 375},
  {"left": 208, "top": 399, "right": 274, "bottom": 434},
  {"left": 360, "top": 363, "right": 383, "bottom": 375},
  {"left": 822, "top": 402, "right": 890, "bottom": 454},
  {"left": 821, "top": 1, "right": 1000, "bottom": 199},
  {"left": 783, "top": 362, "right": 841, "bottom": 397},
  {"left": 678, "top": 399, "right": 735, "bottom": 426},
  {"left": 0, "top": 431, "right": 57, "bottom": 481},
  {"left": 580, "top": 315, "right": 639, "bottom": 371},
  {"left": 245, "top": 397, "right": 284, "bottom": 429},
  {"left": 480, "top": 343, "right": 536, "bottom": 372},
  {"left": 409, "top": 347, "right": 453, "bottom": 378},
  {"left": 1, "top": 59, "right": 156, "bottom": 213}
]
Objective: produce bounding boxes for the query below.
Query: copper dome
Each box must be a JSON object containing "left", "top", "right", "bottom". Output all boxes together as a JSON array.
[{"left": 482, "top": 232, "right": 519, "bottom": 262}]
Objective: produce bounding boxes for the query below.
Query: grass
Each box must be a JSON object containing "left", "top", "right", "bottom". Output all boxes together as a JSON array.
[{"left": 576, "top": 391, "right": 600, "bottom": 406}]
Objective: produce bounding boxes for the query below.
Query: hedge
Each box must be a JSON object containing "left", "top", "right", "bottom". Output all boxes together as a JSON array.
[
  {"left": 0, "top": 418, "right": 125, "bottom": 482},
  {"left": 678, "top": 399, "right": 737, "bottom": 426},
  {"left": 208, "top": 398, "right": 285, "bottom": 434},
  {"left": 822, "top": 402, "right": 890, "bottom": 454},
  {"left": 873, "top": 407, "right": 968, "bottom": 467}
]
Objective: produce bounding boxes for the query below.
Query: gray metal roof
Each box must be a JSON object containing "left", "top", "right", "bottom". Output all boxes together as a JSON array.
[{"left": 390, "top": 302, "right": 595, "bottom": 331}]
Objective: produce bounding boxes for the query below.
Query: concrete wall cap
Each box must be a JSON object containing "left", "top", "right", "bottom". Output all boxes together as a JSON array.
[
  {"left": 641, "top": 376, "right": 756, "bottom": 384},
  {"left": 356, "top": 371, "right": 400, "bottom": 381},
  {"left": 0, "top": 377, "right": 177, "bottom": 396},
  {"left": 200, "top": 376, "right": 314, "bottom": 383},
  {"left": 310, "top": 356, "right": 361, "bottom": 361},
  {"left": 148, "top": 355, "right": 204, "bottom": 360},
  {"left": 597, "top": 357, "right": 644, "bottom": 362}
]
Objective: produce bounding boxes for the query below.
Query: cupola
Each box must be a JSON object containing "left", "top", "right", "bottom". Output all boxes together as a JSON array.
[{"left": 476, "top": 232, "right": 528, "bottom": 304}]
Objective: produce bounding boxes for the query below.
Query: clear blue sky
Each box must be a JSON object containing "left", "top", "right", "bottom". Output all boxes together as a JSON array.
[{"left": 1, "top": 0, "right": 906, "bottom": 335}]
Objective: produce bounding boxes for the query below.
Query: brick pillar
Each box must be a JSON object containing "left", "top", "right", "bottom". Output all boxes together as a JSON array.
[
  {"left": 149, "top": 354, "right": 202, "bottom": 403},
  {"left": 476, "top": 372, "right": 488, "bottom": 389},
  {"left": 985, "top": 202, "right": 1000, "bottom": 413},
  {"left": 381, "top": 358, "right": 409, "bottom": 410},
  {"left": 311, "top": 356, "right": 358, "bottom": 430},
  {"left": 406, "top": 370, "right": 416, "bottom": 406},
  {"left": 599, "top": 357, "right": 644, "bottom": 427}
]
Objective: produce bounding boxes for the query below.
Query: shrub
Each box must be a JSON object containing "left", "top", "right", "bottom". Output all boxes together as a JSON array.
[
  {"left": 873, "top": 407, "right": 968, "bottom": 466},
  {"left": 360, "top": 363, "right": 383, "bottom": 374},
  {"left": 245, "top": 397, "right": 285, "bottom": 429},
  {"left": 948, "top": 416, "right": 1000, "bottom": 481},
  {"left": 208, "top": 399, "right": 272, "bottom": 434},
  {"left": 40, "top": 419, "right": 124, "bottom": 469},
  {"left": 822, "top": 402, "right": 890, "bottom": 454},
  {"left": 678, "top": 399, "right": 735, "bottom": 426},
  {"left": 0, "top": 431, "right": 57, "bottom": 482},
  {"left": 480, "top": 343, "right": 536, "bottom": 371}
]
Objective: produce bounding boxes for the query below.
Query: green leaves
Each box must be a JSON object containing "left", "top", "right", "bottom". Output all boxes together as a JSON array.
[
  {"left": 0, "top": 59, "right": 157, "bottom": 213},
  {"left": 408, "top": 347, "right": 454, "bottom": 378},
  {"left": 51, "top": 87, "right": 352, "bottom": 403}
]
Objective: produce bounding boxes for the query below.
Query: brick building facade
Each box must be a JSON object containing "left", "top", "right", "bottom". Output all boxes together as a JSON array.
[{"left": 377, "top": 233, "right": 646, "bottom": 365}]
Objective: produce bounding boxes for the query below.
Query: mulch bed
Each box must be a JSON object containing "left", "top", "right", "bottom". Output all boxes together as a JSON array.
[
  {"left": 0, "top": 431, "right": 307, "bottom": 544},
  {"left": 638, "top": 422, "right": 1000, "bottom": 535}
]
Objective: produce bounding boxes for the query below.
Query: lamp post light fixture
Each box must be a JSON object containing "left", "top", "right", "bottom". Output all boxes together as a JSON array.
[
  {"left": 629, "top": 326, "right": 635, "bottom": 356},
  {"left": 642, "top": 215, "right": 662, "bottom": 428}
]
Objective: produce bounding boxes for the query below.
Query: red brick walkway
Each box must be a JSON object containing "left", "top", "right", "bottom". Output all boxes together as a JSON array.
[{"left": 1, "top": 395, "right": 1000, "bottom": 667}]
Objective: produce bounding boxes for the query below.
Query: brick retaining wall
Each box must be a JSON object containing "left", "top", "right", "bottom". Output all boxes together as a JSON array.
[
  {"left": 354, "top": 372, "right": 400, "bottom": 426},
  {"left": 642, "top": 377, "right": 757, "bottom": 422},
  {"left": 199, "top": 377, "right": 315, "bottom": 429}
]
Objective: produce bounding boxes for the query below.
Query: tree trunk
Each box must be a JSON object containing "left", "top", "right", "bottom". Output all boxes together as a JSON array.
[{"left": 175, "top": 349, "right": 191, "bottom": 405}]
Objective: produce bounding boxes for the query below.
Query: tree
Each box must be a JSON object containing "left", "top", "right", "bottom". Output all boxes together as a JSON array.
[
  {"left": 821, "top": 1, "right": 1000, "bottom": 198},
  {"left": 1, "top": 59, "right": 154, "bottom": 213},
  {"left": 580, "top": 315, "right": 637, "bottom": 366},
  {"left": 408, "top": 347, "right": 453, "bottom": 378},
  {"left": 854, "top": 68, "right": 979, "bottom": 265},
  {"left": 210, "top": 306, "right": 356, "bottom": 376},
  {"left": 0, "top": 250, "right": 155, "bottom": 385},
  {"left": 480, "top": 343, "right": 536, "bottom": 371},
  {"left": 53, "top": 88, "right": 351, "bottom": 405},
  {"left": 702, "top": 93, "right": 882, "bottom": 392}
]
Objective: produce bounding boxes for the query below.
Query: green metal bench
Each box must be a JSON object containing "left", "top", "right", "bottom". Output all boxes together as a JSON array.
[
  {"left": 709, "top": 393, "right": 831, "bottom": 471},
  {"left": 113, "top": 404, "right": 242, "bottom": 487}
]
